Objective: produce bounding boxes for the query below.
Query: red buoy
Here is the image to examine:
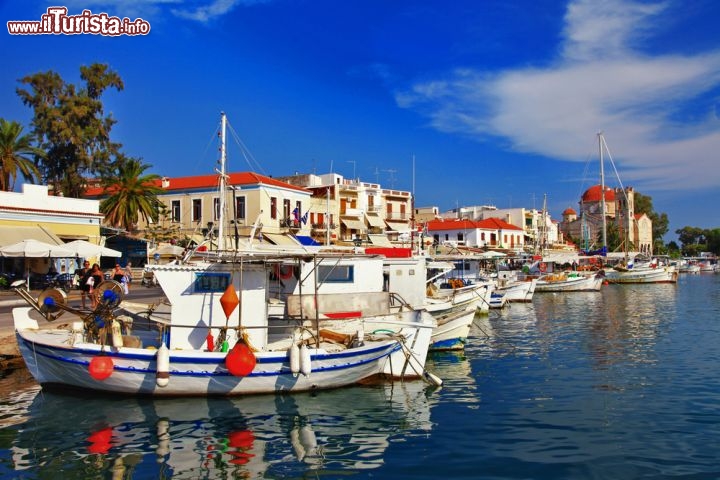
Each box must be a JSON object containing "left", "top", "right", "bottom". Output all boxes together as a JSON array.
[
  {"left": 88, "top": 356, "right": 114, "bottom": 381},
  {"left": 225, "top": 341, "right": 256, "bottom": 376}
]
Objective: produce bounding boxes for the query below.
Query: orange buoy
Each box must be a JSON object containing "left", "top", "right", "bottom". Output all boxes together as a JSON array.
[{"left": 220, "top": 284, "right": 239, "bottom": 319}]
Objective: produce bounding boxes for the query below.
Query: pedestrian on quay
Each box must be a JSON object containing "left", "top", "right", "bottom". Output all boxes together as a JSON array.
[
  {"left": 88, "top": 263, "right": 103, "bottom": 309},
  {"left": 124, "top": 261, "right": 133, "bottom": 292},
  {"left": 77, "top": 260, "right": 91, "bottom": 309}
]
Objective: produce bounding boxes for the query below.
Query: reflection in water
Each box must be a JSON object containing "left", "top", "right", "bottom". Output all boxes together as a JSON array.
[{"left": 1, "top": 380, "right": 434, "bottom": 478}]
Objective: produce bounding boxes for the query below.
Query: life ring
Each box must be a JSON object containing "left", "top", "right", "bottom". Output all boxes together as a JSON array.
[
  {"left": 274, "top": 264, "right": 294, "bottom": 280},
  {"left": 539, "top": 262, "right": 547, "bottom": 273}
]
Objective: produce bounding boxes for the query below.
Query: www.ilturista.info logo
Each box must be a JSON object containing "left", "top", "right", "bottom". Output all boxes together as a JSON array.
[{"left": 7, "top": 7, "right": 150, "bottom": 36}]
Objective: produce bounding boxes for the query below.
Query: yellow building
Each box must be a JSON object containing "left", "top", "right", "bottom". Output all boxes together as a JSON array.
[{"left": 0, "top": 184, "right": 103, "bottom": 276}]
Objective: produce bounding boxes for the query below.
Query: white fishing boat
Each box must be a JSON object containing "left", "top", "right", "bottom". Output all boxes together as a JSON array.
[
  {"left": 534, "top": 271, "right": 604, "bottom": 292},
  {"left": 267, "top": 249, "right": 483, "bottom": 352},
  {"left": 12, "top": 257, "right": 438, "bottom": 396},
  {"left": 678, "top": 259, "right": 701, "bottom": 274},
  {"left": 604, "top": 261, "right": 678, "bottom": 284}
]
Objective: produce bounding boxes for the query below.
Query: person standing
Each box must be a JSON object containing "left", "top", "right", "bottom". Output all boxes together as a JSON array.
[
  {"left": 89, "top": 263, "right": 103, "bottom": 309},
  {"left": 124, "top": 262, "right": 133, "bottom": 292},
  {"left": 77, "top": 260, "right": 91, "bottom": 309},
  {"left": 112, "top": 264, "right": 125, "bottom": 283}
]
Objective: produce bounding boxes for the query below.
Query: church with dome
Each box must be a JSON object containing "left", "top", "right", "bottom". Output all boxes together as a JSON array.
[{"left": 559, "top": 185, "right": 653, "bottom": 254}]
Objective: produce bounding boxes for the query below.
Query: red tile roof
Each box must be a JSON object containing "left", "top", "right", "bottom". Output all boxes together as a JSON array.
[
  {"left": 84, "top": 171, "right": 309, "bottom": 197},
  {"left": 475, "top": 217, "right": 523, "bottom": 231},
  {"left": 425, "top": 217, "right": 522, "bottom": 231}
]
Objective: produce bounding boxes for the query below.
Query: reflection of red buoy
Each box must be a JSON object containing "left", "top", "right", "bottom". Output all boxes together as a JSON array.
[
  {"left": 87, "top": 427, "right": 113, "bottom": 454},
  {"left": 228, "top": 430, "right": 254, "bottom": 449},
  {"left": 88, "top": 356, "right": 114, "bottom": 381},
  {"left": 226, "top": 342, "right": 256, "bottom": 376}
]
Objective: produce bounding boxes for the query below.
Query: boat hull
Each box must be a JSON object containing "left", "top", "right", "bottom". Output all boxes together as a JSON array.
[
  {"left": 15, "top": 308, "right": 403, "bottom": 396},
  {"left": 535, "top": 274, "right": 603, "bottom": 292},
  {"left": 428, "top": 307, "right": 476, "bottom": 351},
  {"left": 604, "top": 267, "right": 677, "bottom": 284}
]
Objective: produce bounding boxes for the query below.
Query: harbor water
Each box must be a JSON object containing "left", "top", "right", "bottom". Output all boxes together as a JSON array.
[{"left": 0, "top": 273, "right": 718, "bottom": 479}]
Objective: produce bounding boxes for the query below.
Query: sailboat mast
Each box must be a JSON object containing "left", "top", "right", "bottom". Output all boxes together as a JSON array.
[
  {"left": 218, "top": 112, "right": 227, "bottom": 251},
  {"left": 598, "top": 132, "right": 607, "bottom": 253}
]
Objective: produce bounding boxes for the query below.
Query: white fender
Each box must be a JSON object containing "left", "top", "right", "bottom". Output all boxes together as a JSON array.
[
  {"left": 299, "top": 425, "right": 318, "bottom": 456},
  {"left": 156, "top": 418, "right": 170, "bottom": 457},
  {"left": 289, "top": 342, "right": 300, "bottom": 375},
  {"left": 111, "top": 321, "right": 123, "bottom": 348},
  {"left": 156, "top": 343, "right": 170, "bottom": 387},
  {"left": 299, "top": 343, "right": 312, "bottom": 377}
]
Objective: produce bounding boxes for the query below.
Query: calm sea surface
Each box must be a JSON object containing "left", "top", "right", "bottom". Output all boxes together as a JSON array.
[{"left": 1, "top": 273, "right": 719, "bottom": 479}]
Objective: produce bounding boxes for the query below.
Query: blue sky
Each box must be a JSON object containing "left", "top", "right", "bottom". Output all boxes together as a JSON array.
[{"left": 2, "top": 0, "right": 720, "bottom": 243}]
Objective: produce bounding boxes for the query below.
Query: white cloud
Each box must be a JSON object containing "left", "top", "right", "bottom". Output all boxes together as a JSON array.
[{"left": 397, "top": 0, "right": 720, "bottom": 192}]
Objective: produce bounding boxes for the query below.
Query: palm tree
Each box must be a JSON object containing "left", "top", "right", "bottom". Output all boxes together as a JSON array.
[
  {"left": 0, "top": 118, "right": 43, "bottom": 191},
  {"left": 100, "top": 156, "right": 162, "bottom": 233}
]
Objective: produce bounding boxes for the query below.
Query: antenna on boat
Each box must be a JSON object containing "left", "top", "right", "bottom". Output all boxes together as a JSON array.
[
  {"left": 598, "top": 131, "right": 607, "bottom": 255},
  {"left": 218, "top": 112, "right": 227, "bottom": 251}
]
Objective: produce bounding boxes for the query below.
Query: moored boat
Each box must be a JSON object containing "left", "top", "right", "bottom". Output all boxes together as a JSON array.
[
  {"left": 534, "top": 271, "right": 604, "bottom": 292},
  {"left": 12, "top": 255, "right": 438, "bottom": 396}
]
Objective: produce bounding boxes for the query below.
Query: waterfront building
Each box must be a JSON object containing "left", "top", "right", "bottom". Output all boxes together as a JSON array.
[
  {"left": 277, "top": 172, "right": 413, "bottom": 245},
  {"left": 86, "top": 172, "right": 313, "bottom": 247},
  {"left": 425, "top": 217, "right": 525, "bottom": 251},
  {"left": 0, "top": 183, "right": 104, "bottom": 275}
]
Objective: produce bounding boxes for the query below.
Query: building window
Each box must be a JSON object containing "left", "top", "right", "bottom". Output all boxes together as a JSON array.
[
  {"left": 295, "top": 201, "right": 302, "bottom": 224},
  {"left": 192, "top": 199, "right": 202, "bottom": 223},
  {"left": 457, "top": 233, "right": 464, "bottom": 242},
  {"left": 235, "top": 196, "right": 246, "bottom": 219},
  {"left": 270, "top": 197, "right": 277, "bottom": 219},
  {"left": 213, "top": 197, "right": 220, "bottom": 221},
  {"left": 171, "top": 200, "right": 180, "bottom": 223},
  {"left": 283, "top": 199, "right": 291, "bottom": 223}
]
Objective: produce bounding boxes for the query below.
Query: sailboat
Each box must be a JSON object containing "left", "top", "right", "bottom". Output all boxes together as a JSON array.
[{"left": 593, "top": 132, "right": 677, "bottom": 284}]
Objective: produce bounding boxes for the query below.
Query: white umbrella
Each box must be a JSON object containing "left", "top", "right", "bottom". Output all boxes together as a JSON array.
[
  {"left": 62, "top": 240, "right": 122, "bottom": 258},
  {"left": 0, "top": 239, "right": 74, "bottom": 289},
  {"left": 0, "top": 239, "right": 73, "bottom": 258}
]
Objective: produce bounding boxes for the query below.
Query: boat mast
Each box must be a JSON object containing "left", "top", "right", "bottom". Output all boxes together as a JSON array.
[
  {"left": 598, "top": 132, "right": 607, "bottom": 254},
  {"left": 218, "top": 112, "right": 227, "bottom": 251}
]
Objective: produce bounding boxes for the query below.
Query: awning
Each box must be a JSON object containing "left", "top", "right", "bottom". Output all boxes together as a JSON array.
[
  {"left": 341, "top": 218, "right": 365, "bottom": 231},
  {"left": 365, "top": 214, "right": 385, "bottom": 228},
  {"left": 385, "top": 220, "right": 408, "bottom": 232},
  {"left": 294, "top": 235, "right": 320, "bottom": 246},
  {"left": 262, "top": 233, "right": 301, "bottom": 246},
  {"left": 0, "top": 225, "right": 63, "bottom": 248},
  {"left": 367, "top": 234, "right": 393, "bottom": 246}
]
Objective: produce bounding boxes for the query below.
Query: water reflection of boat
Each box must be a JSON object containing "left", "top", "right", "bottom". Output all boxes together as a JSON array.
[{"left": 7, "top": 381, "right": 434, "bottom": 478}]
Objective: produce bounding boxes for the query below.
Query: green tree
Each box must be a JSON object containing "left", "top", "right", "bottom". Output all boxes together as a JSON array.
[
  {"left": 145, "top": 203, "right": 181, "bottom": 245},
  {"left": 0, "top": 119, "right": 43, "bottom": 191},
  {"left": 100, "top": 156, "right": 162, "bottom": 233},
  {"left": 703, "top": 228, "right": 720, "bottom": 255},
  {"left": 16, "top": 63, "right": 123, "bottom": 197},
  {"left": 675, "top": 226, "right": 705, "bottom": 247}
]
